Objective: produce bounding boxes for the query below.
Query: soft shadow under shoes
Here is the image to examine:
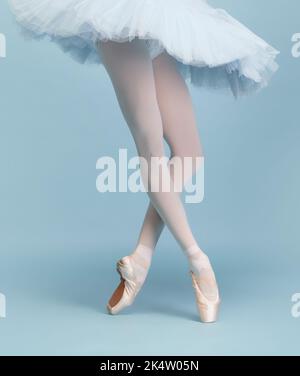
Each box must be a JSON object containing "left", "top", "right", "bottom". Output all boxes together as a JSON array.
[
  {"left": 107, "top": 256, "right": 145, "bottom": 315},
  {"left": 190, "top": 270, "right": 221, "bottom": 323}
]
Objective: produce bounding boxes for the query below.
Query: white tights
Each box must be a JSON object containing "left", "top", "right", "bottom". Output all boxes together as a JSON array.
[{"left": 99, "top": 40, "right": 217, "bottom": 297}]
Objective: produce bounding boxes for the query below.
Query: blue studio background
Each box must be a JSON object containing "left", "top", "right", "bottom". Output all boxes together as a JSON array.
[{"left": 0, "top": 0, "right": 299, "bottom": 355}]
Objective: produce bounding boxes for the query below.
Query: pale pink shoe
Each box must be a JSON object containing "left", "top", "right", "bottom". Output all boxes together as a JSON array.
[
  {"left": 190, "top": 271, "right": 221, "bottom": 323},
  {"left": 107, "top": 256, "right": 144, "bottom": 315}
]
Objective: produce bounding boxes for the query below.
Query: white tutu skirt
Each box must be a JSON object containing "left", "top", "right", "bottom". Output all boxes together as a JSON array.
[{"left": 9, "top": 0, "right": 279, "bottom": 97}]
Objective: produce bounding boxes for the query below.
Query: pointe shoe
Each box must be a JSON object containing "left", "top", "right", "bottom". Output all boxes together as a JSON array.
[
  {"left": 106, "top": 256, "right": 144, "bottom": 315},
  {"left": 190, "top": 271, "right": 220, "bottom": 323}
]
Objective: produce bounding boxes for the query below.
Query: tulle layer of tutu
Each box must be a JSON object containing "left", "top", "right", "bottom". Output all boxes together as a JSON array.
[{"left": 9, "top": 0, "right": 279, "bottom": 97}]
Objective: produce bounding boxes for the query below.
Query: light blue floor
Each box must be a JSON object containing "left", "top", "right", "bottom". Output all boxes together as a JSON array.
[{"left": 0, "top": 239, "right": 299, "bottom": 356}]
